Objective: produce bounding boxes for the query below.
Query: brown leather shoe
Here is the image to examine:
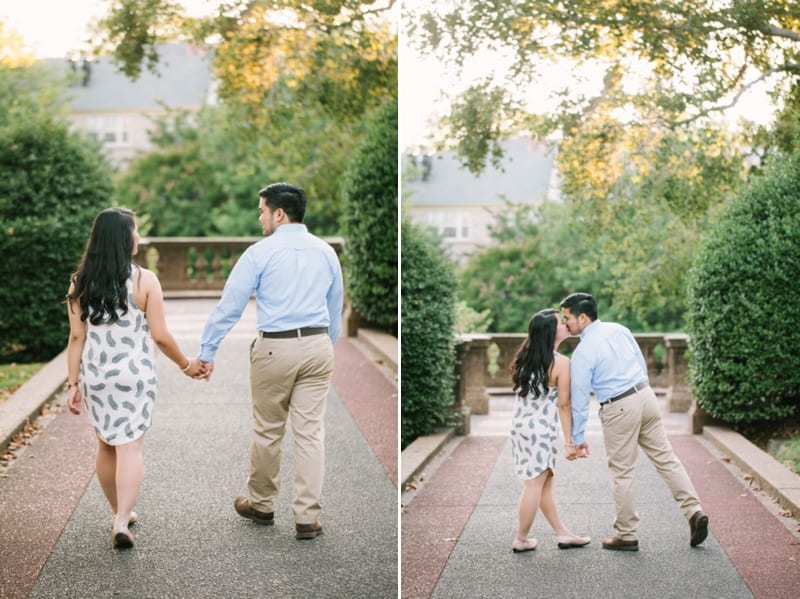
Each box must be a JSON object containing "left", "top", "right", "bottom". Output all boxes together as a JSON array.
[
  {"left": 234, "top": 496, "right": 274, "bottom": 525},
  {"left": 689, "top": 510, "right": 709, "bottom": 547},
  {"left": 295, "top": 521, "right": 323, "bottom": 540},
  {"left": 601, "top": 536, "right": 639, "bottom": 551}
]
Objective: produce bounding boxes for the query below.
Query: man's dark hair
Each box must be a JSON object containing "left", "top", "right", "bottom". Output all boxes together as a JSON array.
[
  {"left": 560, "top": 292, "right": 598, "bottom": 321},
  {"left": 258, "top": 182, "right": 306, "bottom": 223}
]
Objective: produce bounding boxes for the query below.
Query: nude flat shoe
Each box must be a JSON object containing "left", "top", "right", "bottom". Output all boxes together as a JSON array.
[
  {"left": 512, "top": 537, "right": 538, "bottom": 553},
  {"left": 557, "top": 534, "right": 591, "bottom": 549}
]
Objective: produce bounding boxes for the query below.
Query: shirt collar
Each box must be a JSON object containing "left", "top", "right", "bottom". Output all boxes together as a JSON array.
[
  {"left": 580, "top": 318, "right": 601, "bottom": 339},
  {"left": 274, "top": 223, "right": 308, "bottom": 235}
]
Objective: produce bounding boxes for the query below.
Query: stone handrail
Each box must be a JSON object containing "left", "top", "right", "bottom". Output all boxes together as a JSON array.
[
  {"left": 137, "top": 236, "right": 344, "bottom": 294},
  {"left": 454, "top": 332, "right": 690, "bottom": 427}
]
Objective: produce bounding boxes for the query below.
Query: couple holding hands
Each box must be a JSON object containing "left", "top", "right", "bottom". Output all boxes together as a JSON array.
[
  {"left": 65, "top": 183, "right": 342, "bottom": 549},
  {"left": 509, "top": 293, "right": 709, "bottom": 554}
]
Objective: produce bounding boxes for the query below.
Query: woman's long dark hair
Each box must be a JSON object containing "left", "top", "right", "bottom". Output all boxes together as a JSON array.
[
  {"left": 510, "top": 309, "right": 558, "bottom": 399},
  {"left": 67, "top": 208, "right": 135, "bottom": 325}
]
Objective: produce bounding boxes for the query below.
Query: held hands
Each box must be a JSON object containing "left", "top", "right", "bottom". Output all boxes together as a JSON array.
[
  {"left": 565, "top": 442, "right": 590, "bottom": 461},
  {"left": 195, "top": 359, "right": 214, "bottom": 382},
  {"left": 181, "top": 359, "right": 207, "bottom": 379}
]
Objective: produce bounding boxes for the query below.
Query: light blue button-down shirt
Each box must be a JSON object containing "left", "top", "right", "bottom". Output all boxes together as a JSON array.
[
  {"left": 570, "top": 319, "right": 648, "bottom": 445},
  {"left": 198, "top": 224, "right": 343, "bottom": 362}
]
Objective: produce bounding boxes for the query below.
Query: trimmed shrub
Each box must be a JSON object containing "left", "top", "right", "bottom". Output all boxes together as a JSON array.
[
  {"left": 686, "top": 154, "right": 800, "bottom": 424},
  {"left": 0, "top": 118, "right": 112, "bottom": 362},
  {"left": 401, "top": 218, "right": 456, "bottom": 448},
  {"left": 341, "top": 96, "right": 398, "bottom": 332}
]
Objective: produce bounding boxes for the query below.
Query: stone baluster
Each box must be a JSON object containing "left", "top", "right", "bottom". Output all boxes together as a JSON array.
[
  {"left": 454, "top": 334, "right": 491, "bottom": 422},
  {"left": 664, "top": 333, "right": 693, "bottom": 412}
]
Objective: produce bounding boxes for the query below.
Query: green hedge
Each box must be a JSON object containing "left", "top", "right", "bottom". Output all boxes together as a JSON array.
[
  {"left": 341, "top": 97, "right": 398, "bottom": 331},
  {"left": 686, "top": 154, "right": 800, "bottom": 424},
  {"left": 401, "top": 218, "right": 456, "bottom": 448},
  {"left": 0, "top": 118, "right": 112, "bottom": 362}
]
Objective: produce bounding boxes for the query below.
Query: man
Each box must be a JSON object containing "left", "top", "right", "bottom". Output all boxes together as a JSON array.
[
  {"left": 559, "top": 292, "right": 708, "bottom": 551},
  {"left": 198, "top": 182, "right": 343, "bottom": 540}
]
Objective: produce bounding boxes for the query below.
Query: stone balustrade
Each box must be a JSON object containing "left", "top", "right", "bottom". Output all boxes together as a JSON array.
[
  {"left": 137, "top": 237, "right": 344, "bottom": 294},
  {"left": 453, "top": 331, "right": 692, "bottom": 429}
]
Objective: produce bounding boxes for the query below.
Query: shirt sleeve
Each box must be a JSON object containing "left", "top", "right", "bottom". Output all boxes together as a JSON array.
[
  {"left": 570, "top": 346, "right": 594, "bottom": 446},
  {"left": 198, "top": 250, "right": 258, "bottom": 362},
  {"left": 326, "top": 252, "right": 344, "bottom": 344}
]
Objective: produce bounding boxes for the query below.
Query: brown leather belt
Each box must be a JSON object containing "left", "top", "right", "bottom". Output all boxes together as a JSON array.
[
  {"left": 260, "top": 327, "right": 328, "bottom": 339},
  {"left": 605, "top": 382, "right": 649, "bottom": 404}
]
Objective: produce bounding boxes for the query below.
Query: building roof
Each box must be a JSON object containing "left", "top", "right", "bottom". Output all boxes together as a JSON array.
[
  {"left": 45, "top": 43, "right": 214, "bottom": 112},
  {"left": 404, "top": 137, "right": 556, "bottom": 206}
]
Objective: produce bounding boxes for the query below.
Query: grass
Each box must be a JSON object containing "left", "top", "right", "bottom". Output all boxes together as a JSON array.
[
  {"left": 772, "top": 437, "right": 800, "bottom": 475},
  {"left": 0, "top": 362, "right": 46, "bottom": 403}
]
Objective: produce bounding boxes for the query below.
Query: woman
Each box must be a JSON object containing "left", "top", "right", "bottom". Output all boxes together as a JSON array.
[
  {"left": 66, "top": 208, "right": 204, "bottom": 549},
  {"left": 509, "top": 308, "right": 590, "bottom": 553}
]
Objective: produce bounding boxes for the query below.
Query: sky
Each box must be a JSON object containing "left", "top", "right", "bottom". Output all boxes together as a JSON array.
[{"left": 0, "top": 0, "right": 222, "bottom": 59}]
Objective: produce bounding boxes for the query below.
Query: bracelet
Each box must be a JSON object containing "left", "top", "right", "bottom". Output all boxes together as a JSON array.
[
  {"left": 67, "top": 381, "right": 78, "bottom": 388},
  {"left": 565, "top": 442, "right": 575, "bottom": 447},
  {"left": 181, "top": 359, "right": 192, "bottom": 373}
]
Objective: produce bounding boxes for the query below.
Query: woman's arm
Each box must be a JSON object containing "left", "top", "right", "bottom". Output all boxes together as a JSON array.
[
  {"left": 66, "top": 285, "right": 86, "bottom": 414},
  {"left": 139, "top": 269, "right": 204, "bottom": 377},
  {"left": 554, "top": 354, "right": 578, "bottom": 460}
]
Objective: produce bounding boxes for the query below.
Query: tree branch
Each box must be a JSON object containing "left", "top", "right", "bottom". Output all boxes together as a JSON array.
[
  {"left": 669, "top": 63, "right": 800, "bottom": 126},
  {"left": 757, "top": 25, "right": 800, "bottom": 42}
]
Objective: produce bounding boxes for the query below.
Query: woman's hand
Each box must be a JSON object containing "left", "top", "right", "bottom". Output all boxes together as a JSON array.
[
  {"left": 565, "top": 443, "right": 578, "bottom": 461},
  {"left": 182, "top": 359, "right": 206, "bottom": 379},
  {"left": 67, "top": 385, "right": 82, "bottom": 415}
]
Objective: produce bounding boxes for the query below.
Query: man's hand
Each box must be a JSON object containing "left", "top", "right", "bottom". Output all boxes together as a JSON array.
[
  {"left": 576, "top": 443, "right": 590, "bottom": 458},
  {"left": 197, "top": 360, "right": 214, "bottom": 381}
]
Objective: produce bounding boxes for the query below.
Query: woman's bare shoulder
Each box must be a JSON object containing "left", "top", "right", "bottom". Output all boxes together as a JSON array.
[
  {"left": 135, "top": 266, "right": 158, "bottom": 285},
  {"left": 553, "top": 352, "right": 570, "bottom": 367}
]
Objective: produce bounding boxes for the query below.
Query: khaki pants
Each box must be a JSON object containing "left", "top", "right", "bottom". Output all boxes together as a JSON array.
[
  {"left": 248, "top": 333, "right": 334, "bottom": 524},
  {"left": 599, "top": 387, "right": 700, "bottom": 540}
]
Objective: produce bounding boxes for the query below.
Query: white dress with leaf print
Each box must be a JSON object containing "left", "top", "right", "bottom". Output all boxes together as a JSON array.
[
  {"left": 80, "top": 267, "right": 157, "bottom": 445},
  {"left": 510, "top": 382, "right": 559, "bottom": 480}
]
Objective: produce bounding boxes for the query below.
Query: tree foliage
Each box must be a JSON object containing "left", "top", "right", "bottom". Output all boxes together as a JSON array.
[
  {"left": 686, "top": 154, "right": 800, "bottom": 425},
  {"left": 95, "top": 0, "right": 397, "bottom": 235},
  {"left": 406, "top": 2, "right": 777, "bottom": 325},
  {"left": 0, "top": 118, "right": 112, "bottom": 362},
  {"left": 0, "top": 19, "right": 72, "bottom": 127},
  {"left": 410, "top": 1, "right": 800, "bottom": 139},
  {"left": 342, "top": 97, "right": 398, "bottom": 331},
  {"left": 401, "top": 218, "right": 456, "bottom": 448}
]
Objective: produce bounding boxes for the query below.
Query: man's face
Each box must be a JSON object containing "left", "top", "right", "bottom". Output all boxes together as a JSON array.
[
  {"left": 258, "top": 197, "right": 277, "bottom": 236},
  {"left": 561, "top": 307, "right": 583, "bottom": 335}
]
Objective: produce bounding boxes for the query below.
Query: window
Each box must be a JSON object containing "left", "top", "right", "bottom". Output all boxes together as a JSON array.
[
  {"left": 427, "top": 211, "right": 471, "bottom": 241},
  {"left": 86, "top": 116, "right": 132, "bottom": 148}
]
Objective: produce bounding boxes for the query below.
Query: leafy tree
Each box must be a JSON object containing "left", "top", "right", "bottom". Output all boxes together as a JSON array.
[
  {"left": 115, "top": 110, "right": 230, "bottom": 236},
  {"left": 0, "top": 19, "right": 72, "bottom": 127},
  {"left": 686, "top": 154, "right": 800, "bottom": 426},
  {"left": 94, "top": 0, "right": 396, "bottom": 235},
  {"left": 341, "top": 96, "right": 398, "bottom": 331},
  {"left": 458, "top": 201, "right": 640, "bottom": 333},
  {"left": 401, "top": 218, "right": 456, "bottom": 448},
  {"left": 410, "top": 2, "right": 800, "bottom": 147},
  {"left": 0, "top": 118, "right": 112, "bottom": 362},
  {"left": 407, "top": 3, "right": 769, "bottom": 325}
]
